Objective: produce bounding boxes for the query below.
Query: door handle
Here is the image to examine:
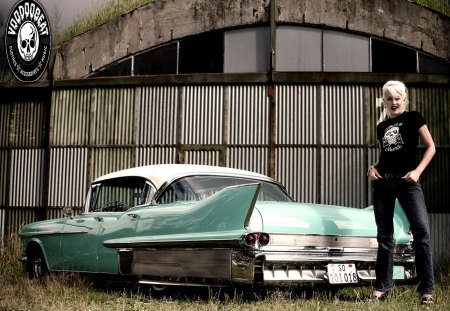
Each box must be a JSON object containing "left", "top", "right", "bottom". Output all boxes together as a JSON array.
[
  {"left": 94, "top": 216, "right": 103, "bottom": 222},
  {"left": 127, "top": 213, "right": 139, "bottom": 219}
]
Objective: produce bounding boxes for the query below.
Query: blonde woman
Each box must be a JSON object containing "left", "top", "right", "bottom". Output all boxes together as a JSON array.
[{"left": 367, "top": 81, "right": 435, "bottom": 305}]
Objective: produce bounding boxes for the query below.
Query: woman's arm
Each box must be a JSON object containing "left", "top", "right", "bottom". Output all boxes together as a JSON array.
[{"left": 403, "top": 124, "right": 436, "bottom": 182}]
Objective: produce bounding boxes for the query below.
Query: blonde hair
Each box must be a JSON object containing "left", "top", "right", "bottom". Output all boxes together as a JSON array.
[{"left": 382, "top": 80, "right": 409, "bottom": 118}]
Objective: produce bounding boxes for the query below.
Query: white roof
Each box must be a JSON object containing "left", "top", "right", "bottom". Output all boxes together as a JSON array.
[{"left": 93, "top": 164, "right": 273, "bottom": 189}]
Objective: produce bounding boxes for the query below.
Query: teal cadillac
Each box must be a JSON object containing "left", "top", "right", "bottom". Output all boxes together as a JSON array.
[{"left": 19, "top": 164, "right": 415, "bottom": 288}]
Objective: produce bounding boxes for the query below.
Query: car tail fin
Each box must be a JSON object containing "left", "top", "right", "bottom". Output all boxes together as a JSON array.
[{"left": 192, "top": 183, "right": 261, "bottom": 232}]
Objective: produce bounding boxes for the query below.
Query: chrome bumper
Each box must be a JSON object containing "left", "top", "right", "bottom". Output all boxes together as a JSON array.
[{"left": 231, "top": 249, "right": 416, "bottom": 285}]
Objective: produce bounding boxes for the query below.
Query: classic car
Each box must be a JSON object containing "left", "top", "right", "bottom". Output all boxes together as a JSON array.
[{"left": 19, "top": 164, "right": 416, "bottom": 289}]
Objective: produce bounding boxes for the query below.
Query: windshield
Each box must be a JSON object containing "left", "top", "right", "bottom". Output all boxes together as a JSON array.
[
  {"left": 157, "top": 176, "right": 293, "bottom": 204},
  {"left": 89, "top": 177, "right": 155, "bottom": 212}
]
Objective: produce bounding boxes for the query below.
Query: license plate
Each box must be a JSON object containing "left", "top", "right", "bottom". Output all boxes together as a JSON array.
[{"left": 327, "top": 263, "right": 358, "bottom": 284}]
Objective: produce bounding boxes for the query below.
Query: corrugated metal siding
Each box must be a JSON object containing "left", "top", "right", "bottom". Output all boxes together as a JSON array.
[
  {"left": 0, "top": 103, "right": 10, "bottom": 147},
  {"left": 429, "top": 213, "right": 450, "bottom": 266},
  {"left": 227, "top": 147, "right": 269, "bottom": 176},
  {"left": 0, "top": 208, "right": 4, "bottom": 243},
  {"left": 229, "top": 85, "right": 268, "bottom": 145},
  {"left": 277, "top": 85, "right": 317, "bottom": 145},
  {"left": 1, "top": 82, "right": 449, "bottom": 263},
  {"left": 322, "top": 85, "right": 364, "bottom": 145},
  {"left": 183, "top": 86, "right": 223, "bottom": 145},
  {"left": 5, "top": 208, "right": 39, "bottom": 236},
  {"left": 419, "top": 148, "right": 450, "bottom": 212},
  {"left": 413, "top": 87, "right": 450, "bottom": 146},
  {"left": 138, "top": 86, "right": 178, "bottom": 145},
  {"left": 9, "top": 101, "right": 47, "bottom": 147},
  {"left": 321, "top": 147, "right": 366, "bottom": 207},
  {"left": 136, "top": 147, "right": 177, "bottom": 166},
  {"left": 90, "top": 148, "right": 135, "bottom": 181},
  {"left": 364, "top": 86, "right": 385, "bottom": 146},
  {"left": 48, "top": 148, "right": 88, "bottom": 207},
  {"left": 46, "top": 207, "right": 83, "bottom": 220},
  {"left": 184, "top": 150, "right": 220, "bottom": 166},
  {"left": 9, "top": 149, "right": 45, "bottom": 207},
  {"left": 0, "top": 150, "right": 8, "bottom": 206},
  {"left": 50, "top": 89, "right": 90, "bottom": 146},
  {"left": 275, "top": 147, "right": 317, "bottom": 203},
  {"left": 90, "top": 88, "right": 135, "bottom": 146}
]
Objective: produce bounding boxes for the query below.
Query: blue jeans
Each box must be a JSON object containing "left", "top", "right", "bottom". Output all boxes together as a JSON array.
[{"left": 372, "top": 177, "right": 435, "bottom": 294}]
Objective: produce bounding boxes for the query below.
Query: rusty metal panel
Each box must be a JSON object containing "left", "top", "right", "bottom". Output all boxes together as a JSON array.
[
  {"left": 184, "top": 150, "right": 220, "bottom": 166},
  {"left": 9, "top": 149, "right": 46, "bottom": 207},
  {"left": 277, "top": 85, "right": 317, "bottom": 144},
  {"left": 0, "top": 103, "right": 10, "bottom": 147},
  {"left": 321, "top": 147, "right": 366, "bottom": 208},
  {"left": 183, "top": 86, "right": 223, "bottom": 145},
  {"left": 50, "top": 89, "right": 90, "bottom": 146},
  {"left": 0, "top": 150, "right": 9, "bottom": 206},
  {"left": 322, "top": 85, "right": 364, "bottom": 145},
  {"left": 90, "top": 88, "right": 135, "bottom": 146},
  {"left": 227, "top": 147, "right": 269, "bottom": 176},
  {"left": 136, "top": 147, "right": 177, "bottom": 166},
  {"left": 228, "top": 85, "right": 268, "bottom": 145},
  {"left": 48, "top": 148, "right": 88, "bottom": 207},
  {"left": 9, "top": 100, "right": 47, "bottom": 147},
  {"left": 138, "top": 86, "right": 178, "bottom": 145},
  {"left": 275, "top": 147, "right": 317, "bottom": 203},
  {"left": 89, "top": 148, "right": 135, "bottom": 182}
]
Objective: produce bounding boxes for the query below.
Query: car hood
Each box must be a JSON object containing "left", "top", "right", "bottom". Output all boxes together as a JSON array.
[{"left": 250, "top": 201, "right": 411, "bottom": 244}]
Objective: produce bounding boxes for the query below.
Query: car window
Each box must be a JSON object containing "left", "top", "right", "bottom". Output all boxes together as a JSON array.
[
  {"left": 89, "top": 177, "right": 155, "bottom": 212},
  {"left": 157, "top": 176, "right": 292, "bottom": 204}
]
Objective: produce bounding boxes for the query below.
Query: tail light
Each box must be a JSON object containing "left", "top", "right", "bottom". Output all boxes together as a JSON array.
[
  {"left": 258, "top": 233, "right": 270, "bottom": 246},
  {"left": 243, "top": 232, "right": 270, "bottom": 247},
  {"left": 244, "top": 233, "right": 257, "bottom": 246}
]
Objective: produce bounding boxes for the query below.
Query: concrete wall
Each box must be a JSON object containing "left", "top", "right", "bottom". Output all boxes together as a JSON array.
[{"left": 52, "top": 0, "right": 449, "bottom": 80}]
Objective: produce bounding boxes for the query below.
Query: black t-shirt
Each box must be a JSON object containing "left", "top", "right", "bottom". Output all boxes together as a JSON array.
[{"left": 376, "top": 111, "right": 426, "bottom": 175}]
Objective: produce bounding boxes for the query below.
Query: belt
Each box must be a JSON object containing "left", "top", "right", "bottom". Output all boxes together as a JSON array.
[{"left": 383, "top": 173, "right": 403, "bottom": 179}]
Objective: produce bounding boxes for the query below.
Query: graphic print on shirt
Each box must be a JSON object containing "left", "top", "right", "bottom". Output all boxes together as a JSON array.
[{"left": 382, "top": 123, "right": 404, "bottom": 152}]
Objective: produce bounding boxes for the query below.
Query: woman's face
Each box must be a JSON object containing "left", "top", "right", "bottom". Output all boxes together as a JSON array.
[{"left": 384, "top": 91, "right": 406, "bottom": 118}]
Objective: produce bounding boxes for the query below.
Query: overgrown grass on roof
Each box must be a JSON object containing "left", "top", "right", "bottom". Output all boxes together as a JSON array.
[{"left": 54, "top": 0, "right": 154, "bottom": 48}]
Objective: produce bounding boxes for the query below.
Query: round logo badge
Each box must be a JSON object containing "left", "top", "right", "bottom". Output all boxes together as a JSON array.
[{"left": 5, "top": 0, "right": 51, "bottom": 82}]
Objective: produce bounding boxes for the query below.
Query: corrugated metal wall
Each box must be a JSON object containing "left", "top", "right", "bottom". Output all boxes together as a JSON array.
[{"left": 0, "top": 83, "right": 449, "bottom": 264}]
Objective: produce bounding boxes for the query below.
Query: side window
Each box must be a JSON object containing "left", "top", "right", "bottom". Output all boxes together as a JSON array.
[{"left": 89, "top": 177, "right": 156, "bottom": 212}]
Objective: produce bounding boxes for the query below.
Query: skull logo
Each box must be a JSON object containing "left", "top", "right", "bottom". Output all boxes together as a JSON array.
[
  {"left": 17, "top": 22, "right": 39, "bottom": 62},
  {"left": 383, "top": 126, "right": 404, "bottom": 148}
]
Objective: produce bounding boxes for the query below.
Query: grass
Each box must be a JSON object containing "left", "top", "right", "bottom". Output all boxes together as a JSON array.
[
  {"left": 54, "top": 0, "right": 154, "bottom": 48},
  {"left": 1, "top": 234, "right": 450, "bottom": 311}
]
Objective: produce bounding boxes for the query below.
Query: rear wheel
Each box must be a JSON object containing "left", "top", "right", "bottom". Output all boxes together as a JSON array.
[{"left": 26, "top": 245, "right": 48, "bottom": 280}]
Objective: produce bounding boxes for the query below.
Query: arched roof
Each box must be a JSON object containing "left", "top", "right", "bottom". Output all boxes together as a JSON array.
[{"left": 53, "top": 0, "right": 449, "bottom": 80}]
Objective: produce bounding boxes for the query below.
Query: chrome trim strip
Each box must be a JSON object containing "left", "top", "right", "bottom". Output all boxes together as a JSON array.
[
  {"left": 138, "top": 279, "right": 229, "bottom": 287},
  {"left": 105, "top": 239, "right": 241, "bottom": 249},
  {"left": 267, "top": 234, "right": 379, "bottom": 249}
]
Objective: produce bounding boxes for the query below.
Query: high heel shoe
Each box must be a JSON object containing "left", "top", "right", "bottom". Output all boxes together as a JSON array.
[
  {"left": 371, "top": 290, "right": 387, "bottom": 301},
  {"left": 420, "top": 295, "right": 433, "bottom": 305}
]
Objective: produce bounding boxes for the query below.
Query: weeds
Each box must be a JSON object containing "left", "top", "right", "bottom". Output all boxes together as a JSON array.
[
  {"left": 1, "top": 234, "right": 450, "bottom": 310},
  {"left": 54, "top": 0, "right": 154, "bottom": 48}
]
